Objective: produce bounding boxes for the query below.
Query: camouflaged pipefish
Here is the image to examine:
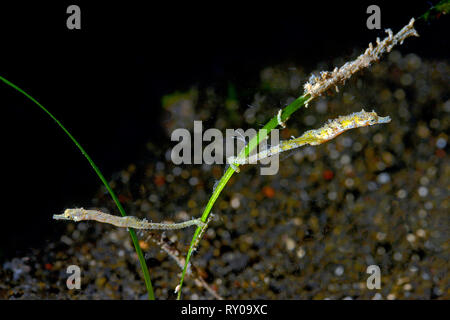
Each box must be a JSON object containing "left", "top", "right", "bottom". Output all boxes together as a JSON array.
[
  {"left": 53, "top": 208, "right": 205, "bottom": 230},
  {"left": 227, "top": 109, "right": 391, "bottom": 167}
]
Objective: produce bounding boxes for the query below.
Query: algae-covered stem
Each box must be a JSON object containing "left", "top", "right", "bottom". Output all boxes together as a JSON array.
[{"left": 303, "top": 18, "right": 419, "bottom": 99}]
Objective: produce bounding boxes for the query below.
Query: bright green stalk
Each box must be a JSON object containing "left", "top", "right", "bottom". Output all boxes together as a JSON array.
[
  {"left": 177, "top": 2, "right": 450, "bottom": 297},
  {"left": 177, "top": 94, "right": 310, "bottom": 299},
  {"left": 0, "top": 75, "right": 155, "bottom": 300}
]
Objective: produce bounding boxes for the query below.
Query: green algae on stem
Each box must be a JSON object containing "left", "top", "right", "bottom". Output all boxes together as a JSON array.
[{"left": 0, "top": 75, "right": 155, "bottom": 300}]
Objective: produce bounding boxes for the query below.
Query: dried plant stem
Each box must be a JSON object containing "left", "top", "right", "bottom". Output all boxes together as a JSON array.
[
  {"left": 304, "top": 18, "right": 419, "bottom": 99},
  {"left": 143, "top": 231, "right": 223, "bottom": 300}
]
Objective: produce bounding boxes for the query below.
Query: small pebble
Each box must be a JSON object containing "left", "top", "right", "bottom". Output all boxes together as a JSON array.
[
  {"left": 334, "top": 266, "right": 344, "bottom": 276},
  {"left": 436, "top": 137, "right": 447, "bottom": 149}
]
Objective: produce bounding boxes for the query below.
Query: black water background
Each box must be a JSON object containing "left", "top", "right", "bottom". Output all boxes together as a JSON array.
[{"left": 0, "top": 1, "right": 447, "bottom": 259}]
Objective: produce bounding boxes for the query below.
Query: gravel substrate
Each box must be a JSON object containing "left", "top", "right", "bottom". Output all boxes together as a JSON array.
[{"left": 1, "top": 51, "right": 448, "bottom": 299}]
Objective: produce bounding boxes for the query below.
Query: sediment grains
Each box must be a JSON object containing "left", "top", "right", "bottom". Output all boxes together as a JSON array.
[{"left": 1, "top": 51, "right": 448, "bottom": 299}]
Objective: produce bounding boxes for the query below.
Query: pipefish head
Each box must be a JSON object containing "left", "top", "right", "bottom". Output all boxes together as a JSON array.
[
  {"left": 375, "top": 114, "right": 391, "bottom": 125},
  {"left": 365, "top": 112, "right": 391, "bottom": 125},
  {"left": 53, "top": 208, "right": 87, "bottom": 222},
  {"left": 354, "top": 109, "right": 391, "bottom": 126}
]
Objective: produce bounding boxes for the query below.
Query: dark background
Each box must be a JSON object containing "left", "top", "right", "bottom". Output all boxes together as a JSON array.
[{"left": 0, "top": 1, "right": 447, "bottom": 259}]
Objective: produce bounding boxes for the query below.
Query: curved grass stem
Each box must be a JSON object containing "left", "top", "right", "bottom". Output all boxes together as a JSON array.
[
  {"left": 0, "top": 75, "right": 155, "bottom": 300},
  {"left": 177, "top": 13, "right": 426, "bottom": 298},
  {"left": 176, "top": 94, "right": 310, "bottom": 299}
]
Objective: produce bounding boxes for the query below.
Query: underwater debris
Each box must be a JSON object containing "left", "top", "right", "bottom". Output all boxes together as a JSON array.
[{"left": 304, "top": 18, "right": 419, "bottom": 99}]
